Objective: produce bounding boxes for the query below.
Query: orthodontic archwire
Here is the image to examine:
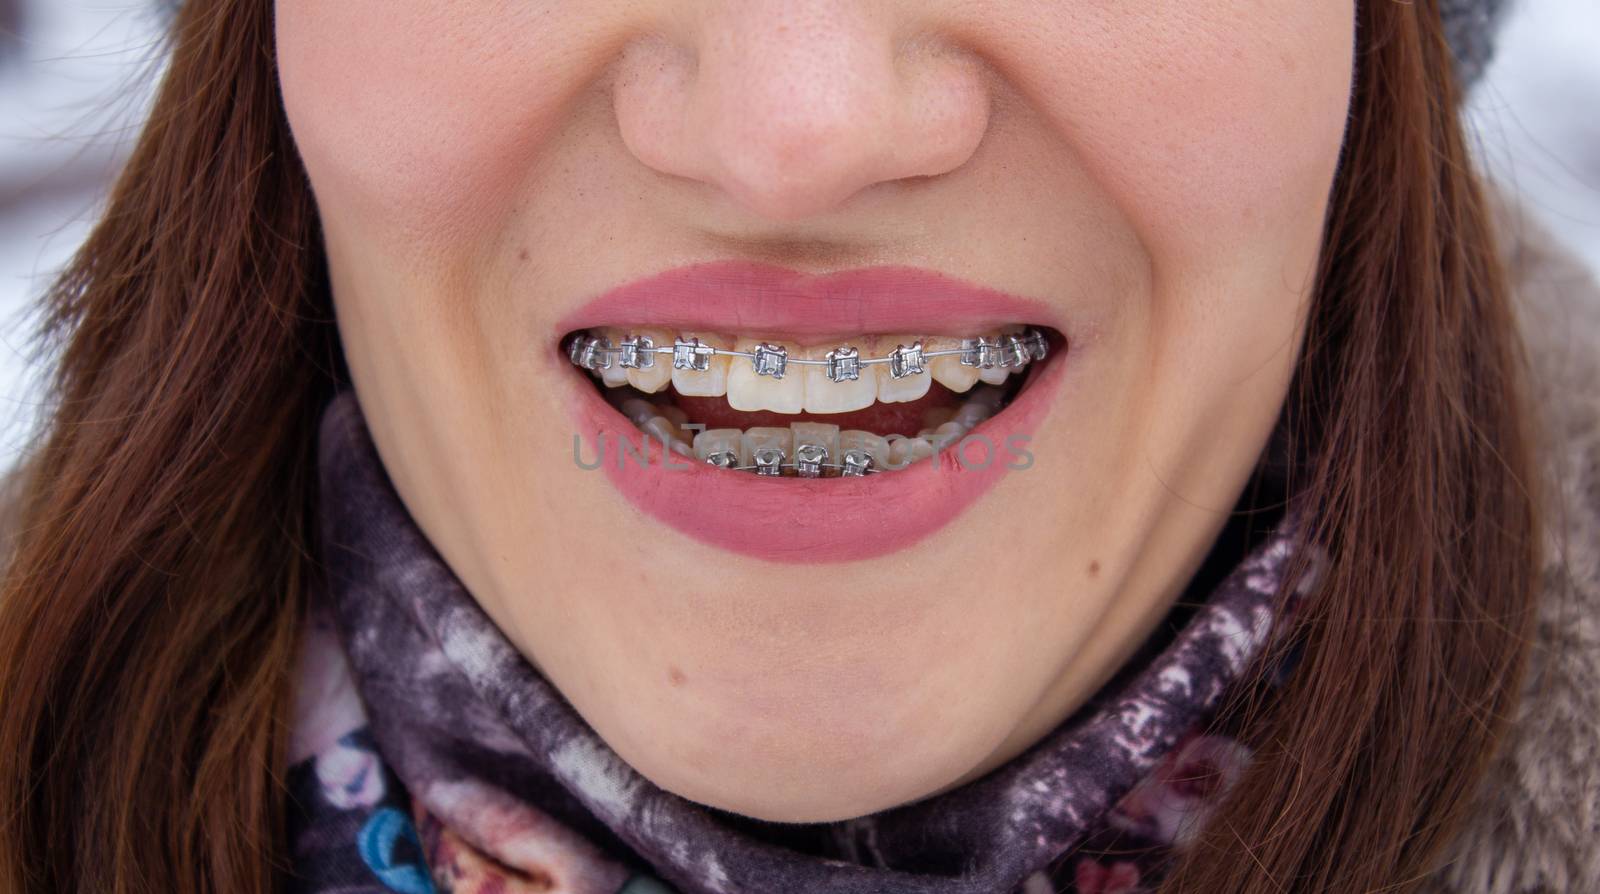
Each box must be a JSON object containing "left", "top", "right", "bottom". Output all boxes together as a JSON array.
[
  {"left": 565, "top": 327, "right": 1051, "bottom": 381},
  {"left": 569, "top": 328, "right": 1049, "bottom": 477},
  {"left": 686, "top": 428, "right": 996, "bottom": 478}
]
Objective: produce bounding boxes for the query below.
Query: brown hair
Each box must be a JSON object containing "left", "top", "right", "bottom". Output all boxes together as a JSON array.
[{"left": 0, "top": 0, "right": 1541, "bottom": 892}]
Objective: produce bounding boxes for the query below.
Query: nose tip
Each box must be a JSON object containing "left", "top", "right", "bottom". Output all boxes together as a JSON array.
[{"left": 613, "top": 5, "right": 990, "bottom": 222}]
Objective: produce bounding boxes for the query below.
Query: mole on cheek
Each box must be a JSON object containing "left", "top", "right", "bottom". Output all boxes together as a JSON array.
[
  {"left": 1087, "top": 560, "right": 1100, "bottom": 577},
  {"left": 668, "top": 666, "right": 687, "bottom": 686}
]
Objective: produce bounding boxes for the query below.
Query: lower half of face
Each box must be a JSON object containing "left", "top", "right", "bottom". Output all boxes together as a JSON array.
[{"left": 280, "top": 0, "right": 1353, "bottom": 822}]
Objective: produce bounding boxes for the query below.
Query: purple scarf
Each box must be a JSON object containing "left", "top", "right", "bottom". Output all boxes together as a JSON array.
[{"left": 286, "top": 389, "right": 1322, "bottom": 894}]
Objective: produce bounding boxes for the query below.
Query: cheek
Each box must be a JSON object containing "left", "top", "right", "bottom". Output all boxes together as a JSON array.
[
  {"left": 274, "top": 1, "right": 606, "bottom": 261},
  {"left": 986, "top": 1, "right": 1355, "bottom": 266}
]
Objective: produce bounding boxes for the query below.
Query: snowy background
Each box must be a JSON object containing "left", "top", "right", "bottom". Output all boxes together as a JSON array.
[{"left": 2, "top": 1, "right": 1598, "bottom": 468}]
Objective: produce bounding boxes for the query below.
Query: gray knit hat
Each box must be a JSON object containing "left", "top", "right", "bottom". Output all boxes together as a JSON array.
[{"left": 1443, "top": 0, "right": 1513, "bottom": 89}]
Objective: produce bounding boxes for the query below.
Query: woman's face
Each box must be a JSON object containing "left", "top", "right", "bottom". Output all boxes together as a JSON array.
[{"left": 277, "top": 1, "right": 1352, "bottom": 821}]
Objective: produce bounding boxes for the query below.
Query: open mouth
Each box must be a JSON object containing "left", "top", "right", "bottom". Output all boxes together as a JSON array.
[
  {"left": 553, "top": 260, "right": 1072, "bottom": 562},
  {"left": 562, "top": 327, "right": 1059, "bottom": 477}
]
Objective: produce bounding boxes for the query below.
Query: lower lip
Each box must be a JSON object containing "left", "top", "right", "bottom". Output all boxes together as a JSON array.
[{"left": 563, "top": 351, "right": 1069, "bottom": 564}]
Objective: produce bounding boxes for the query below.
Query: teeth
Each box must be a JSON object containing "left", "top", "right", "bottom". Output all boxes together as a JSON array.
[
  {"left": 875, "top": 335, "right": 932, "bottom": 404},
  {"left": 803, "top": 343, "right": 878, "bottom": 413},
  {"left": 642, "top": 415, "right": 689, "bottom": 451},
  {"left": 790, "top": 421, "right": 841, "bottom": 468},
  {"left": 594, "top": 333, "right": 632, "bottom": 388},
  {"left": 657, "top": 404, "right": 684, "bottom": 425},
  {"left": 619, "top": 384, "right": 1010, "bottom": 477},
  {"left": 577, "top": 326, "right": 1050, "bottom": 411},
  {"left": 976, "top": 327, "right": 1024, "bottom": 385},
  {"left": 927, "top": 335, "right": 982, "bottom": 393},
  {"left": 728, "top": 337, "right": 805, "bottom": 413},
  {"left": 952, "top": 398, "right": 997, "bottom": 430},
  {"left": 743, "top": 426, "right": 794, "bottom": 476},
  {"left": 619, "top": 397, "right": 660, "bottom": 427},
  {"left": 975, "top": 329, "right": 1013, "bottom": 385},
  {"left": 929, "top": 420, "right": 968, "bottom": 451},
  {"left": 977, "top": 362, "right": 1011, "bottom": 386},
  {"left": 619, "top": 327, "right": 673, "bottom": 393},
  {"left": 671, "top": 332, "right": 734, "bottom": 397},
  {"left": 693, "top": 427, "right": 750, "bottom": 468},
  {"left": 589, "top": 324, "right": 1045, "bottom": 474},
  {"left": 888, "top": 436, "right": 935, "bottom": 468},
  {"left": 839, "top": 429, "right": 890, "bottom": 470}
]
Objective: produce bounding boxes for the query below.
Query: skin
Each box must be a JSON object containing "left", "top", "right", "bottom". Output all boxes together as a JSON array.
[{"left": 277, "top": 1, "right": 1354, "bottom": 822}]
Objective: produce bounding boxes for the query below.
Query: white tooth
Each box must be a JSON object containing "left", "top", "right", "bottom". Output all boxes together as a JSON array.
[
  {"left": 620, "top": 398, "right": 659, "bottom": 426},
  {"left": 978, "top": 363, "right": 1011, "bottom": 386},
  {"left": 743, "top": 426, "right": 794, "bottom": 465},
  {"left": 727, "top": 337, "right": 804, "bottom": 413},
  {"left": 658, "top": 404, "right": 689, "bottom": 427},
  {"left": 593, "top": 329, "right": 632, "bottom": 387},
  {"left": 966, "top": 383, "right": 1007, "bottom": 411},
  {"left": 927, "top": 336, "right": 981, "bottom": 393},
  {"left": 789, "top": 422, "right": 840, "bottom": 461},
  {"left": 875, "top": 335, "right": 931, "bottom": 403},
  {"left": 670, "top": 331, "right": 734, "bottom": 397},
  {"left": 975, "top": 330, "right": 1012, "bottom": 385},
  {"left": 953, "top": 399, "right": 995, "bottom": 430},
  {"left": 802, "top": 344, "right": 877, "bottom": 413},
  {"left": 624, "top": 327, "right": 674, "bottom": 393},
  {"left": 839, "top": 430, "right": 890, "bottom": 468},
  {"left": 887, "top": 436, "right": 935, "bottom": 468},
  {"left": 694, "top": 428, "right": 750, "bottom": 466},
  {"left": 933, "top": 421, "right": 968, "bottom": 449},
  {"left": 642, "top": 415, "right": 686, "bottom": 448}
]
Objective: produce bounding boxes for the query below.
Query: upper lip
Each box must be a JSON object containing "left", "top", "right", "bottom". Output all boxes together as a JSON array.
[{"left": 553, "top": 260, "right": 1063, "bottom": 344}]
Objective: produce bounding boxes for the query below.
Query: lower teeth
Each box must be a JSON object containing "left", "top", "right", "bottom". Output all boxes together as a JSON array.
[{"left": 613, "top": 382, "right": 1011, "bottom": 478}]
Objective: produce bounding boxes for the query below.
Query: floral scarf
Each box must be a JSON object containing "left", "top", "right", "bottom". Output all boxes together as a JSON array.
[{"left": 287, "top": 389, "right": 1323, "bottom": 894}]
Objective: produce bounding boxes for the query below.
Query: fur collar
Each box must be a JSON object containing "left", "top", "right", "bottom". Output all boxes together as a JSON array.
[{"left": 1422, "top": 184, "right": 1600, "bottom": 893}]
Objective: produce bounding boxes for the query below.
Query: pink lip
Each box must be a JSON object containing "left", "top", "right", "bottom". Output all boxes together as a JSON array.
[
  {"left": 556, "top": 261, "right": 1070, "bottom": 564},
  {"left": 554, "top": 260, "right": 1065, "bottom": 339}
]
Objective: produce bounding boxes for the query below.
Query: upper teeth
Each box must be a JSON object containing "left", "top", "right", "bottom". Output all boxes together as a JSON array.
[{"left": 567, "top": 327, "right": 1051, "bottom": 414}]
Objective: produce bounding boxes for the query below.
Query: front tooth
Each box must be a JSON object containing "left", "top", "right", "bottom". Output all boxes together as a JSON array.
[
  {"left": 727, "top": 337, "right": 805, "bottom": 413},
  {"left": 624, "top": 327, "right": 673, "bottom": 393},
  {"left": 839, "top": 430, "right": 890, "bottom": 469},
  {"left": 694, "top": 428, "right": 750, "bottom": 467},
  {"left": 802, "top": 344, "right": 877, "bottom": 413},
  {"left": 744, "top": 426, "right": 794, "bottom": 474},
  {"left": 790, "top": 422, "right": 840, "bottom": 459},
  {"left": 875, "top": 335, "right": 931, "bottom": 404},
  {"left": 670, "top": 331, "right": 734, "bottom": 397},
  {"left": 927, "top": 336, "right": 981, "bottom": 393}
]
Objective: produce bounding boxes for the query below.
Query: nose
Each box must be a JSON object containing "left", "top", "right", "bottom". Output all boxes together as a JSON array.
[{"left": 612, "top": 2, "right": 991, "bottom": 222}]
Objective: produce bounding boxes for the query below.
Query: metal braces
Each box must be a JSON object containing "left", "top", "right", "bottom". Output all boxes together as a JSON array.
[
  {"left": 703, "top": 444, "right": 885, "bottom": 478},
  {"left": 566, "top": 328, "right": 1051, "bottom": 381}
]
